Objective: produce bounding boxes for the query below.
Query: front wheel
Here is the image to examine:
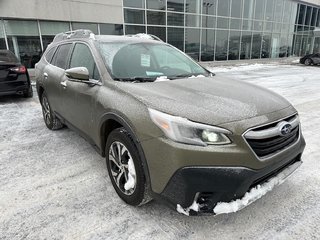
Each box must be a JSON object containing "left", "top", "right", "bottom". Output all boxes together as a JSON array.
[
  {"left": 106, "top": 128, "right": 151, "bottom": 206},
  {"left": 304, "top": 58, "right": 312, "bottom": 66},
  {"left": 41, "top": 92, "right": 64, "bottom": 130}
]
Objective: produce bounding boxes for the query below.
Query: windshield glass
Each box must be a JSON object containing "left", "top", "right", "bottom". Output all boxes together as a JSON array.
[{"left": 98, "top": 42, "right": 209, "bottom": 81}]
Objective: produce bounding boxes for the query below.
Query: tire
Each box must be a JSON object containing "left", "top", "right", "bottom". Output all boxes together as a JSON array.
[
  {"left": 106, "top": 127, "right": 151, "bottom": 206},
  {"left": 304, "top": 58, "right": 312, "bottom": 66},
  {"left": 41, "top": 92, "right": 64, "bottom": 130},
  {"left": 23, "top": 85, "right": 33, "bottom": 98}
]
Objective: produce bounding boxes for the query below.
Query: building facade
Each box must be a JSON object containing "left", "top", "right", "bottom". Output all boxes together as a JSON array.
[{"left": 1, "top": 0, "right": 320, "bottom": 68}]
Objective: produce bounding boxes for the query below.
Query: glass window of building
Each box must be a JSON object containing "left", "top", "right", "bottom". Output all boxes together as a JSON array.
[
  {"left": 310, "top": 8, "right": 318, "bottom": 27},
  {"left": 185, "top": 0, "right": 201, "bottom": 14},
  {"left": 146, "top": 0, "right": 166, "bottom": 10},
  {"left": 251, "top": 33, "right": 262, "bottom": 59},
  {"left": 72, "top": 22, "right": 98, "bottom": 34},
  {"left": 265, "top": 0, "right": 275, "bottom": 21},
  {"left": 254, "top": 0, "right": 265, "bottom": 20},
  {"left": 167, "top": 0, "right": 184, "bottom": 12},
  {"left": 274, "top": 0, "right": 284, "bottom": 22},
  {"left": 147, "top": 26, "right": 166, "bottom": 41},
  {"left": 123, "top": 0, "right": 144, "bottom": 8},
  {"left": 215, "top": 29, "right": 228, "bottom": 60},
  {"left": 4, "top": 20, "right": 41, "bottom": 68},
  {"left": 253, "top": 21, "right": 263, "bottom": 31},
  {"left": 167, "top": 27, "right": 184, "bottom": 50},
  {"left": 202, "top": 16, "right": 216, "bottom": 28},
  {"left": 40, "top": 21, "right": 70, "bottom": 50},
  {"left": 305, "top": 6, "right": 312, "bottom": 26},
  {"left": 202, "top": 0, "right": 217, "bottom": 16},
  {"left": 228, "top": 31, "right": 240, "bottom": 60},
  {"left": 217, "top": 0, "right": 230, "bottom": 17},
  {"left": 243, "top": 0, "right": 254, "bottom": 19},
  {"left": 125, "top": 25, "right": 146, "bottom": 34},
  {"left": 185, "top": 14, "right": 201, "bottom": 27},
  {"left": 240, "top": 31, "right": 252, "bottom": 59},
  {"left": 270, "top": 33, "right": 280, "bottom": 58},
  {"left": 185, "top": 28, "right": 200, "bottom": 60},
  {"left": 217, "top": 17, "right": 229, "bottom": 29},
  {"left": 201, "top": 29, "right": 215, "bottom": 61},
  {"left": 0, "top": 21, "right": 6, "bottom": 49},
  {"left": 167, "top": 12, "right": 184, "bottom": 26},
  {"left": 242, "top": 20, "right": 253, "bottom": 31},
  {"left": 230, "top": 18, "right": 241, "bottom": 30},
  {"left": 283, "top": 1, "right": 292, "bottom": 23},
  {"left": 100, "top": 24, "right": 123, "bottom": 35},
  {"left": 231, "top": 0, "right": 242, "bottom": 18},
  {"left": 279, "top": 34, "right": 289, "bottom": 57},
  {"left": 298, "top": 4, "right": 306, "bottom": 25},
  {"left": 261, "top": 33, "right": 271, "bottom": 58},
  {"left": 147, "top": 11, "right": 166, "bottom": 25},
  {"left": 124, "top": 9, "right": 145, "bottom": 24}
]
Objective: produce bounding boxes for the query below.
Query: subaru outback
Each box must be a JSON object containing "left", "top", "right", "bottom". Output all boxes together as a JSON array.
[{"left": 35, "top": 30, "right": 305, "bottom": 215}]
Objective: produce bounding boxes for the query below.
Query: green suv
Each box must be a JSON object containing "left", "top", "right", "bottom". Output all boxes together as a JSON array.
[{"left": 35, "top": 30, "right": 305, "bottom": 215}]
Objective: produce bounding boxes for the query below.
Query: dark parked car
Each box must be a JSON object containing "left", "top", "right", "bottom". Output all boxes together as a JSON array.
[
  {"left": 300, "top": 53, "right": 320, "bottom": 65},
  {"left": 0, "top": 50, "right": 33, "bottom": 98},
  {"left": 35, "top": 30, "right": 305, "bottom": 215}
]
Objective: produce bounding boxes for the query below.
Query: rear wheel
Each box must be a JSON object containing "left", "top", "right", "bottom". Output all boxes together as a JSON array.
[
  {"left": 41, "top": 92, "right": 63, "bottom": 130},
  {"left": 106, "top": 128, "right": 151, "bottom": 206},
  {"left": 304, "top": 58, "right": 312, "bottom": 66}
]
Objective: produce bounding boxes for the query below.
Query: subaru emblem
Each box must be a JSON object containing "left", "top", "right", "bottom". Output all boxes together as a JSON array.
[{"left": 280, "top": 123, "right": 292, "bottom": 136}]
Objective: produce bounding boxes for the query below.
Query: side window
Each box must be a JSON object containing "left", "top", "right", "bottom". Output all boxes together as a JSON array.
[
  {"left": 45, "top": 46, "right": 56, "bottom": 63},
  {"left": 52, "top": 43, "right": 72, "bottom": 69},
  {"left": 69, "top": 43, "right": 100, "bottom": 80}
]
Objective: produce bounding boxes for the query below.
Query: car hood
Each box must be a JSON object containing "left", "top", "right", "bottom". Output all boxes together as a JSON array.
[{"left": 117, "top": 76, "right": 292, "bottom": 126}]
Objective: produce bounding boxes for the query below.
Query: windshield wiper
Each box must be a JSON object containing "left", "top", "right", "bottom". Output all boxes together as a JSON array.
[{"left": 114, "top": 77, "right": 157, "bottom": 82}]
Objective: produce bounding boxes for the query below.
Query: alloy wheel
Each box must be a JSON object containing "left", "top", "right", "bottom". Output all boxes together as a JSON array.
[
  {"left": 42, "top": 95, "right": 51, "bottom": 126},
  {"left": 108, "top": 141, "right": 137, "bottom": 195}
]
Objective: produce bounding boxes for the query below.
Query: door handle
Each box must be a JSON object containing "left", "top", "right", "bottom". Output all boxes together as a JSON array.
[
  {"left": 43, "top": 72, "right": 48, "bottom": 80},
  {"left": 60, "top": 80, "right": 67, "bottom": 88}
]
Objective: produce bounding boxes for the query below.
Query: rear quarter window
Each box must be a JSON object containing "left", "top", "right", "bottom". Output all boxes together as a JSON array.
[
  {"left": 45, "top": 47, "right": 57, "bottom": 63},
  {"left": 51, "top": 43, "right": 72, "bottom": 69}
]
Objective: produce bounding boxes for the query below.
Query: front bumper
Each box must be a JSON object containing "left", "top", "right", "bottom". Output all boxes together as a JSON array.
[{"left": 160, "top": 153, "right": 303, "bottom": 214}]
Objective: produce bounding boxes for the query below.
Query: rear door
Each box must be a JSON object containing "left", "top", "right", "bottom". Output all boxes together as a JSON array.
[
  {"left": 43, "top": 43, "right": 72, "bottom": 115},
  {"left": 59, "top": 42, "right": 101, "bottom": 137}
]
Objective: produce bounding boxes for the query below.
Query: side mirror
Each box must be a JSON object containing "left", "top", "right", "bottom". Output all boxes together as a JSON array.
[{"left": 65, "top": 67, "right": 89, "bottom": 81}]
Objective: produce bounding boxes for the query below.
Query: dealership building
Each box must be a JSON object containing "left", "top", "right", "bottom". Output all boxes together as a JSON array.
[{"left": 1, "top": 0, "right": 320, "bottom": 68}]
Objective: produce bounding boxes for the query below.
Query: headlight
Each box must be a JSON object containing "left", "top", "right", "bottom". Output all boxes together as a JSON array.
[{"left": 148, "top": 109, "right": 232, "bottom": 146}]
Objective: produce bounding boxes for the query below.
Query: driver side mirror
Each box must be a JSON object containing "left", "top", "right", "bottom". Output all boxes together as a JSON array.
[{"left": 65, "top": 67, "right": 89, "bottom": 81}]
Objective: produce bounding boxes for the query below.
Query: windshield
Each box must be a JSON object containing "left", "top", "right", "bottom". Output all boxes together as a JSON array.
[{"left": 98, "top": 42, "right": 209, "bottom": 81}]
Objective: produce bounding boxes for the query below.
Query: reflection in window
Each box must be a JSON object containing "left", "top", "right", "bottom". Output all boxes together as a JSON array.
[
  {"left": 125, "top": 25, "right": 146, "bottom": 34},
  {"left": 123, "top": 0, "right": 144, "bottom": 8},
  {"left": 229, "top": 31, "right": 240, "bottom": 60},
  {"left": 305, "top": 6, "right": 312, "bottom": 26},
  {"left": 297, "top": 4, "right": 306, "bottom": 25},
  {"left": 265, "top": 0, "right": 274, "bottom": 21},
  {"left": 100, "top": 24, "right": 123, "bottom": 35},
  {"left": 201, "top": 29, "right": 215, "bottom": 61},
  {"left": 186, "top": 0, "right": 201, "bottom": 14},
  {"left": 274, "top": 0, "right": 283, "bottom": 22},
  {"left": 124, "top": 9, "right": 145, "bottom": 24},
  {"left": 231, "top": 0, "right": 242, "bottom": 18},
  {"left": 202, "top": 15, "right": 216, "bottom": 28},
  {"left": 167, "top": 0, "right": 184, "bottom": 12},
  {"left": 185, "top": 14, "right": 201, "bottom": 27},
  {"left": 0, "top": 23, "right": 6, "bottom": 49},
  {"left": 217, "top": 17, "right": 229, "bottom": 29},
  {"left": 167, "top": 27, "right": 184, "bottom": 51},
  {"left": 146, "top": 0, "right": 166, "bottom": 10},
  {"left": 230, "top": 18, "right": 241, "bottom": 30},
  {"left": 252, "top": 33, "right": 262, "bottom": 59},
  {"left": 271, "top": 34, "right": 280, "bottom": 58},
  {"left": 72, "top": 22, "right": 98, "bottom": 34},
  {"left": 240, "top": 31, "right": 252, "bottom": 59},
  {"left": 217, "top": 0, "right": 230, "bottom": 17},
  {"left": 262, "top": 33, "right": 271, "bottom": 58},
  {"left": 185, "top": 28, "right": 200, "bottom": 60},
  {"left": 279, "top": 34, "right": 289, "bottom": 57},
  {"left": 202, "top": 0, "right": 217, "bottom": 15},
  {"left": 4, "top": 20, "right": 41, "bottom": 68},
  {"left": 215, "top": 30, "right": 228, "bottom": 60},
  {"left": 147, "top": 11, "right": 166, "bottom": 25},
  {"left": 254, "top": 0, "right": 265, "bottom": 20},
  {"left": 311, "top": 8, "right": 318, "bottom": 26},
  {"left": 167, "top": 12, "right": 184, "bottom": 26},
  {"left": 243, "top": 0, "right": 254, "bottom": 19},
  {"left": 147, "top": 26, "right": 166, "bottom": 41}
]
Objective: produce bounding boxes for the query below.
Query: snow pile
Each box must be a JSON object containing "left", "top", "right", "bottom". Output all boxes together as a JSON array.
[
  {"left": 124, "top": 158, "right": 136, "bottom": 191},
  {"left": 213, "top": 161, "right": 302, "bottom": 215},
  {"left": 177, "top": 200, "right": 200, "bottom": 216},
  {"left": 207, "top": 63, "right": 276, "bottom": 73}
]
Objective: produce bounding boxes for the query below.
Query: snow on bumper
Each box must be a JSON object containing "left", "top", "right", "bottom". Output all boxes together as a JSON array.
[
  {"left": 176, "top": 161, "right": 302, "bottom": 216},
  {"left": 213, "top": 161, "right": 302, "bottom": 215}
]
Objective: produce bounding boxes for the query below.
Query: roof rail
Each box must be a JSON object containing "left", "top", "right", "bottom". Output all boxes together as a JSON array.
[
  {"left": 53, "top": 29, "right": 95, "bottom": 43},
  {"left": 127, "top": 33, "right": 163, "bottom": 42}
]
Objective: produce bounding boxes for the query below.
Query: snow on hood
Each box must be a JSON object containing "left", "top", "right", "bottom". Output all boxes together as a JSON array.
[{"left": 118, "top": 76, "right": 291, "bottom": 126}]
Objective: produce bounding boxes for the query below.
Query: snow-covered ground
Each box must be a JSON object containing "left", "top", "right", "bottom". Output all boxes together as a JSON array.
[{"left": 1, "top": 64, "right": 320, "bottom": 239}]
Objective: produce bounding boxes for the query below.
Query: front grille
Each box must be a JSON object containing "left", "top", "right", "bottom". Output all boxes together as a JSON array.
[{"left": 244, "top": 115, "right": 300, "bottom": 158}]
